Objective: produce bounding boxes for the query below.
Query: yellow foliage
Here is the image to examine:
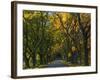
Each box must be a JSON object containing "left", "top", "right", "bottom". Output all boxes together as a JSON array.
[
  {"left": 61, "top": 13, "right": 71, "bottom": 23},
  {"left": 61, "top": 13, "right": 67, "bottom": 22},
  {"left": 68, "top": 52, "right": 71, "bottom": 57},
  {"left": 53, "top": 18, "right": 61, "bottom": 29},
  {"left": 24, "top": 13, "right": 33, "bottom": 20},
  {"left": 72, "top": 46, "right": 76, "bottom": 52},
  {"left": 53, "top": 13, "right": 70, "bottom": 29}
]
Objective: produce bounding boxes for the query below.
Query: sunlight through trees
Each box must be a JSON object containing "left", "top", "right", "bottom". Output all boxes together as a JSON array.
[{"left": 23, "top": 10, "right": 91, "bottom": 69}]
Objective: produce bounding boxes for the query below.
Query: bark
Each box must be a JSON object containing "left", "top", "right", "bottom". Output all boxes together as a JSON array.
[{"left": 77, "top": 13, "right": 89, "bottom": 65}]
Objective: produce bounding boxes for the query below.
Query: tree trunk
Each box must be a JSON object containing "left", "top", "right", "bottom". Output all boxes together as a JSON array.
[
  {"left": 77, "top": 13, "right": 89, "bottom": 66},
  {"left": 23, "top": 52, "right": 30, "bottom": 68},
  {"left": 83, "top": 37, "right": 89, "bottom": 65},
  {"left": 31, "top": 49, "right": 36, "bottom": 67}
]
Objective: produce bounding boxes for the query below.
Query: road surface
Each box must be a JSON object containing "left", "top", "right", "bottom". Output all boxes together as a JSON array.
[{"left": 47, "top": 59, "right": 67, "bottom": 67}]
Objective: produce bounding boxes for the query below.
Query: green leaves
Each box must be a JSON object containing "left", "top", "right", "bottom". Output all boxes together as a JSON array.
[{"left": 23, "top": 10, "right": 91, "bottom": 69}]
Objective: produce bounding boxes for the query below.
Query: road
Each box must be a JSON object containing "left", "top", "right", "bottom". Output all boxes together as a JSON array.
[{"left": 47, "top": 59, "right": 67, "bottom": 68}]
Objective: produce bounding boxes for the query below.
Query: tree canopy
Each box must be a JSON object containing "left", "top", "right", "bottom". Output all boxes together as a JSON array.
[{"left": 23, "top": 10, "right": 91, "bottom": 69}]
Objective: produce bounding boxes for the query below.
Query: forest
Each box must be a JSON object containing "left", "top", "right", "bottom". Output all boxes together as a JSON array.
[{"left": 23, "top": 10, "right": 91, "bottom": 69}]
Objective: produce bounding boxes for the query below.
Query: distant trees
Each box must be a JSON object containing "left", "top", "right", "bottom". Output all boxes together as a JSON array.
[{"left": 23, "top": 10, "right": 91, "bottom": 69}]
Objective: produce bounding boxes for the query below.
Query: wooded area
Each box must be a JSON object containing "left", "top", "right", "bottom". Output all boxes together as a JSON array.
[{"left": 23, "top": 10, "right": 91, "bottom": 69}]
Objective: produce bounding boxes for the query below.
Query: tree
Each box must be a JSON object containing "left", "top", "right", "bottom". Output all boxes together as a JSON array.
[
  {"left": 23, "top": 10, "right": 91, "bottom": 69},
  {"left": 76, "top": 13, "right": 91, "bottom": 65}
]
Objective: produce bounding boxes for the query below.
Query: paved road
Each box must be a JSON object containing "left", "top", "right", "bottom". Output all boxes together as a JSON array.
[{"left": 47, "top": 59, "right": 67, "bottom": 67}]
